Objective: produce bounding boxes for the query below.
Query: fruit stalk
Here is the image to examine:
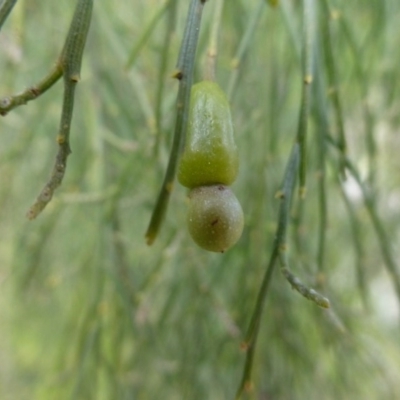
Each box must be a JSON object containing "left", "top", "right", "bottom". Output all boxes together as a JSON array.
[{"left": 146, "top": 0, "right": 206, "bottom": 245}]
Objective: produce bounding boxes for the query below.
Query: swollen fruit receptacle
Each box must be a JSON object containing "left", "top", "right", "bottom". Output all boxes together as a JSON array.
[
  {"left": 178, "top": 81, "right": 239, "bottom": 188},
  {"left": 187, "top": 185, "right": 244, "bottom": 253}
]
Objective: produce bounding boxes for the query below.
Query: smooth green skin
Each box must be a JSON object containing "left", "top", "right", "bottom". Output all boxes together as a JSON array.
[
  {"left": 187, "top": 185, "right": 244, "bottom": 253},
  {"left": 178, "top": 81, "right": 239, "bottom": 188}
]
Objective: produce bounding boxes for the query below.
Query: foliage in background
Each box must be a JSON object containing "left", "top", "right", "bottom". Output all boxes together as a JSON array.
[{"left": 1, "top": 0, "right": 400, "bottom": 399}]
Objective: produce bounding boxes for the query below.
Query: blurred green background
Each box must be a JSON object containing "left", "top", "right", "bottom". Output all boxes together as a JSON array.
[{"left": 1, "top": 0, "right": 400, "bottom": 399}]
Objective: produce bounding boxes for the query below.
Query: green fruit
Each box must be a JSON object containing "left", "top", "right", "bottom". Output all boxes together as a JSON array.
[
  {"left": 187, "top": 185, "right": 244, "bottom": 253},
  {"left": 178, "top": 81, "right": 239, "bottom": 188}
]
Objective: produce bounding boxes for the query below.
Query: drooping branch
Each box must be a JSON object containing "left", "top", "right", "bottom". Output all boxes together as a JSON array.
[
  {"left": 145, "top": 0, "right": 206, "bottom": 244},
  {"left": 27, "top": 0, "right": 93, "bottom": 219}
]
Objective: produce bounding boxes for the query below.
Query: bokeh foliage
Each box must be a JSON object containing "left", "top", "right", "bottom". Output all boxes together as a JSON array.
[{"left": 1, "top": 0, "right": 400, "bottom": 399}]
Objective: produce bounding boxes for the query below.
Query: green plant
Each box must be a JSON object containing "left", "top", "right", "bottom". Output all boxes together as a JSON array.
[{"left": 1, "top": 0, "right": 400, "bottom": 399}]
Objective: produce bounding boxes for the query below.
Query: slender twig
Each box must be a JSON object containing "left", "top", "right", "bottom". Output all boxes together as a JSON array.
[
  {"left": 327, "top": 135, "right": 400, "bottom": 309},
  {"left": 344, "top": 159, "right": 400, "bottom": 307},
  {"left": 227, "top": 0, "right": 265, "bottom": 100},
  {"left": 277, "top": 144, "right": 329, "bottom": 307},
  {"left": 321, "top": 0, "right": 347, "bottom": 177},
  {"left": 0, "top": 0, "right": 17, "bottom": 31},
  {"left": 205, "top": 0, "right": 224, "bottom": 81},
  {"left": 145, "top": 0, "right": 206, "bottom": 244},
  {"left": 273, "top": 0, "right": 329, "bottom": 304},
  {"left": 280, "top": 264, "right": 330, "bottom": 308},
  {"left": 0, "top": 63, "right": 63, "bottom": 116},
  {"left": 27, "top": 0, "right": 93, "bottom": 219},
  {"left": 125, "top": 1, "right": 169, "bottom": 70},
  {"left": 279, "top": 0, "right": 301, "bottom": 59},
  {"left": 313, "top": 59, "right": 329, "bottom": 278},
  {"left": 291, "top": 0, "right": 315, "bottom": 259},
  {"left": 236, "top": 7, "right": 331, "bottom": 387},
  {"left": 333, "top": 0, "right": 376, "bottom": 184},
  {"left": 0, "top": 1, "right": 65, "bottom": 117},
  {"left": 235, "top": 145, "right": 300, "bottom": 399},
  {"left": 154, "top": 0, "right": 178, "bottom": 156},
  {"left": 336, "top": 176, "right": 369, "bottom": 310},
  {"left": 316, "top": 168, "right": 328, "bottom": 276},
  {"left": 297, "top": 0, "right": 315, "bottom": 196}
]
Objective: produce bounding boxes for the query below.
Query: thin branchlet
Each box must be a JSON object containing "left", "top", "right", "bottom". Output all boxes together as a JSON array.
[
  {"left": 297, "top": 0, "right": 315, "bottom": 195},
  {"left": 0, "top": 0, "right": 17, "bottom": 31},
  {"left": 145, "top": 0, "right": 206, "bottom": 244},
  {"left": 235, "top": 144, "right": 300, "bottom": 398},
  {"left": 280, "top": 264, "right": 330, "bottom": 308},
  {"left": 27, "top": 0, "right": 93, "bottom": 219},
  {"left": 0, "top": 63, "right": 63, "bottom": 116}
]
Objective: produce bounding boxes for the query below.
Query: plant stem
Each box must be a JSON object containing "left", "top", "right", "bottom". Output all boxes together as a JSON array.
[
  {"left": 205, "top": 0, "right": 224, "bottom": 81},
  {"left": 125, "top": 1, "right": 169, "bottom": 70},
  {"left": 327, "top": 134, "right": 400, "bottom": 310},
  {"left": 344, "top": 159, "right": 400, "bottom": 308},
  {"left": 236, "top": 144, "right": 300, "bottom": 398},
  {"left": 227, "top": 0, "right": 265, "bottom": 100},
  {"left": 237, "top": 138, "right": 330, "bottom": 397},
  {"left": 337, "top": 176, "right": 369, "bottom": 310},
  {"left": 297, "top": 0, "right": 315, "bottom": 196},
  {"left": 313, "top": 61, "right": 329, "bottom": 278},
  {"left": 27, "top": 0, "right": 93, "bottom": 219},
  {"left": 280, "top": 264, "right": 330, "bottom": 308},
  {"left": 154, "top": 0, "right": 178, "bottom": 157},
  {"left": 290, "top": 0, "right": 315, "bottom": 256},
  {"left": 0, "top": 0, "right": 17, "bottom": 30},
  {"left": 333, "top": 0, "right": 376, "bottom": 184},
  {"left": 145, "top": 0, "right": 206, "bottom": 244},
  {"left": 321, "top": 0, "right": 347, "bottom": 177},
  {"left": 0, "top": 63, "right": 63, "bottom": 116}
]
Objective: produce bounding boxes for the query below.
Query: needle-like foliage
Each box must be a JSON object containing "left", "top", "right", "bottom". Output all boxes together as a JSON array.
[{"left": 1, "top": 1, "right": 400, "bottom": 399}]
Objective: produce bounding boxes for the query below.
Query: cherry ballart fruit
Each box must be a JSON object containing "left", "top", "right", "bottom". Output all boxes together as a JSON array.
[{"left": 178, "top": 80, "right": 244, "bottom": 252}]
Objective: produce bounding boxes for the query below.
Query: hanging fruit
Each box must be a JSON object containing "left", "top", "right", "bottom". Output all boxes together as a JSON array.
[{"left": 178, "top": 81, "right": 243, "bottom": 253}]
